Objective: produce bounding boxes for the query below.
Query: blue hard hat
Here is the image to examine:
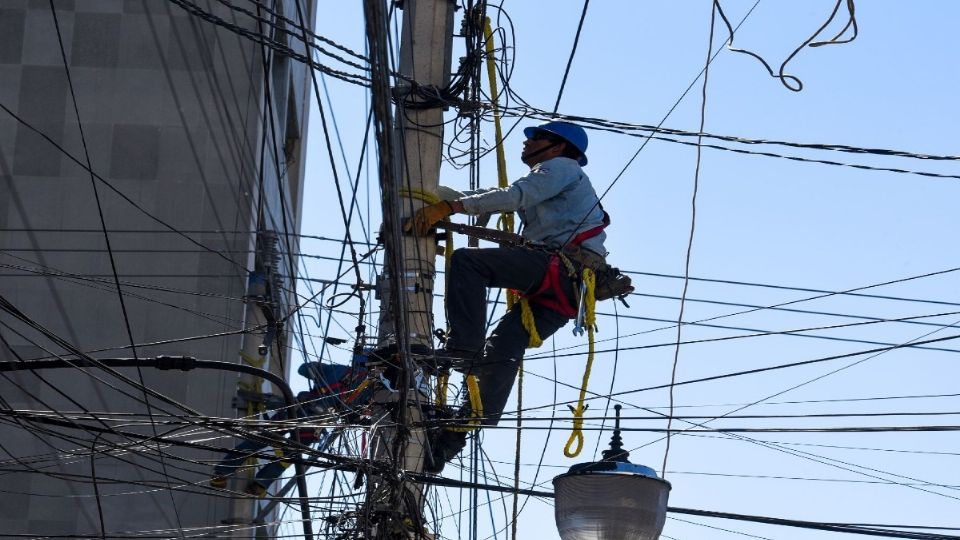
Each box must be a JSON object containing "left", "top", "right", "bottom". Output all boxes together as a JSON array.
[{"left": 523, "top": 121, "right": 588, "bottom": 166}]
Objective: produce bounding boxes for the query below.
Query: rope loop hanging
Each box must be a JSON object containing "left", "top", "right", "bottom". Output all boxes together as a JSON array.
[{"left": 564, "top": 267, "right": 596, "bottom": 458}]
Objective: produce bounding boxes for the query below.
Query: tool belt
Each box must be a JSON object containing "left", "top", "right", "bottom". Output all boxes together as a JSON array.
[
  {"left": 437, "top": 219, "right": 634, "bottom": 307},
  {"left": 561, "top": 245, "right": 634, "bottom": 303}
]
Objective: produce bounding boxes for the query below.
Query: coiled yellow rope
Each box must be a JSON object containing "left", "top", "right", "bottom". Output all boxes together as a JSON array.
[{"left": 563, "top": 268, "right": 596, "bottom": 458}]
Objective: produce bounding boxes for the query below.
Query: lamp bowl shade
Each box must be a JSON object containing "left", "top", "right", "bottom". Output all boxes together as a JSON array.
[{"left": 553, "top": 462, "right": 671, "bottom": 540}]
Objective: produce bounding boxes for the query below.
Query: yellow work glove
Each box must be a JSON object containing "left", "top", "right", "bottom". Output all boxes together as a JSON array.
[{"left": 407, "top": 200, "right": 455, "bottom": 236}]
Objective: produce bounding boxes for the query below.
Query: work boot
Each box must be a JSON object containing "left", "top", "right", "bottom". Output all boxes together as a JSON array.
[{"left": 424, "top": 429, "right": 467, "bottom": 474}]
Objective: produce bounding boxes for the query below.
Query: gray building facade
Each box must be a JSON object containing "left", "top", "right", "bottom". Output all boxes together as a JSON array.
[{"left": 0, "top": 0, "right": 313, "bottom": 536}]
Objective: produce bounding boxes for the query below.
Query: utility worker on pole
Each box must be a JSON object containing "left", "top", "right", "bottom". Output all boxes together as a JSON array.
[{"left": 409, "top": 121, "right": 609, "bottom": 472}]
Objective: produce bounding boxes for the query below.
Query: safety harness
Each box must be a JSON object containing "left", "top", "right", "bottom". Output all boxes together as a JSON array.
[
  {"left": 436, "top": 217, "right": 630, "bottom": 458},
  {"left": 521, "top": 210, "right": 610, "bottom": 318}
]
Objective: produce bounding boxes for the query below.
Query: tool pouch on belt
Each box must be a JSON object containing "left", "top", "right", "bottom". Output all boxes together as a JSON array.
[
  {"left": 561, "top": 245, "right": 634, "bottom": 303},
  {"left": 561, "top": 245, "right": 606, "bottom": 270}
]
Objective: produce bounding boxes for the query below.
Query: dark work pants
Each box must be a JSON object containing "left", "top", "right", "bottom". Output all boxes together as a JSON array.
[{"left": 445, "top": 247, "right": 574, "bottom": 426}]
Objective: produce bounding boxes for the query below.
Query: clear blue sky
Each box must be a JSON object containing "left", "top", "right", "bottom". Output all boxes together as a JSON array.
[{"left": 289, "top": 2, "right": 960, "bottom": 538}]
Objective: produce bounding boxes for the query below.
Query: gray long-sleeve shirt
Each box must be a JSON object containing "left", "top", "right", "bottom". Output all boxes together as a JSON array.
[{"left": 458, "top": 157, "right": 608, "bottom": 255}]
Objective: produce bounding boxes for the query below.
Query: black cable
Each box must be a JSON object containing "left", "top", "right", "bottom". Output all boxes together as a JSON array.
[
  {"left": 46, "top": 9, "right": 190, "bottom": 532},
  {"left": 0, "top": 333, "right": 189, "bottom": 506},
  {"left": 0, "top": 257, "right": 246, "bottom": 328},
  {"left": 621, "top": 391, "right": 960, "bottom": 412},
  {"left": 166, "top": 0, "right": 372, "bottom": 87},
  {"left": 532, "top": 264, "right": 960, "bottom": 358},
  {"left": 548, "top": 0, "right": 764, "bottom": 256},
  {"left": 511, "top": 107, "right": 960, "bottom": 180},
  {"left": 0, "top": 103, "right": 250, "bottom": 273},
  {"left": 457, "top": 410, "right": 960, "bottom": 423},
  {"left": 0, "top": 228, "right": 379, "bottom": 246},
  {"left": 631, "top": 268, "right": 960, "bottom": 308},
  {"left": 9, "top": 248, "right": 960, "bottom": 354},
  {"left": 634, "top": 291, "right": 960, "bottom": 331},
  {"left": 551, "top": 0, "right": 589, "bottom": 113},
  {"left": 494, "top": 360, "right": 960, "bottom": 505},
  {"left": 717, "top": 0, "right": 858, "bottom": 92},
  {"left": 410, "top": 473, "right": 960, "bottom": 539},
  {"left": 213, "top": 0, "right": 370, "bottom": 66},
  {"left": 517, "top": 331, "right": 960, "bottom": 416},
  {"left": 663, "top": 0, "right": 716, "bottom": 477},
  {"left": 292, "top": 0, "right": 370, "bottom": 367},
  {"left": 669, "top": 506, "right": 958, "bottom": 540}
]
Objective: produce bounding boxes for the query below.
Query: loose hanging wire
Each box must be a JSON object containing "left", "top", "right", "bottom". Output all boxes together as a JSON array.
[{"left": 661, "top": 0, "right": 716, "bottom": 477}]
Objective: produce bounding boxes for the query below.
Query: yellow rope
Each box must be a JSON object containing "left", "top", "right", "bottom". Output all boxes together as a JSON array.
[
  {"left": 402, "top": 31, "right": 508, "bottom": 435},
  {"left": 435, "top": 372, "right": 449, "bottom": 407},
  {"left": 345, "top": 378, "right": 371, "bottom": 405},
  {"left": 398, "top": 188, "right": 440, "bottom": 205},
  {"left": 519, "top": 298, "right": 542, "bottom": 348},
  {"left": 446, "top": 374, "right": 484, "bottom": 433},
  {"left": 563, "top": 268, "right": 596, "bottom": 458},
  {"left": 483, "top": 17, "right": 513, "bottom": 234},
  {"left": 239, "top": 350, "right": 266, "bottom": 368},
  {"left": 506, "top": 290, "right": 518, "bottom": 310},
  {"left": 238, "top": 350, "right": 266, "bottom": 469},
  {"left": 276, "top": 446, "right": 292, "bottom": 470}
]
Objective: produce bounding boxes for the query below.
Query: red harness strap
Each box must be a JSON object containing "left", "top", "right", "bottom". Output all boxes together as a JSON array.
[
  {"left": 523, "top": 211, "right": 610, "bottom": 318},
  {"left": 295, "top": 427, "right": 320, "bottom": 444},
  {"left": 570, "top": 210, "right": 610, "bottom": 246},
  {"left": 525, "top": 255, "right": 578, "bottom": 317}
]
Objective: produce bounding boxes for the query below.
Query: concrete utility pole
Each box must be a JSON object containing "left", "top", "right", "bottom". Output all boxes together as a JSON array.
[
  {"left": 363, "top": 0, "right": 455, "bottom": 535},
  {"left": 375, "top": 0, "right": 455, "bottom": 354}
]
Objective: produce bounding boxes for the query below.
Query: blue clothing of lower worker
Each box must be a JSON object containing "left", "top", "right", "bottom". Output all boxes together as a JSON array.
[{"left": 212, "top": 362, "right": 370, "bottom": 493}]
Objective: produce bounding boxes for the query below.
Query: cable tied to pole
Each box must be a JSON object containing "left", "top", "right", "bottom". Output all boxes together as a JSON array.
[{"left": 564, "top": 267, "right": 596, "bottom": 458}]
